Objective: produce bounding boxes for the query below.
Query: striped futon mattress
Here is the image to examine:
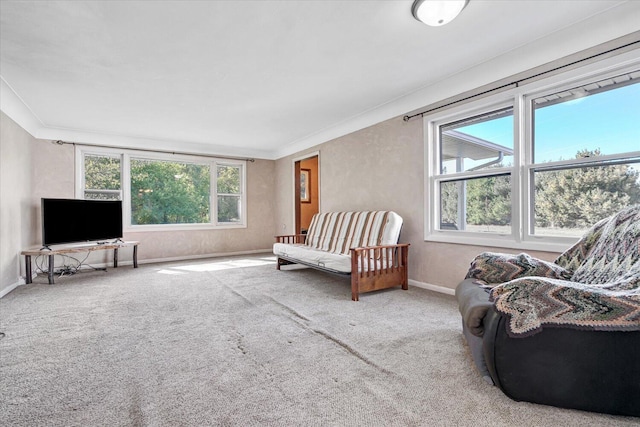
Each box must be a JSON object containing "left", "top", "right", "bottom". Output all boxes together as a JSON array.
[{"left": 273, "top": 211, "right": 403, "bottom": 273}]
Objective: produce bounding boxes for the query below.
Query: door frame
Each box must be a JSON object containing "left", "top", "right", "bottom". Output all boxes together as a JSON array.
[{"left": 292, "top": 151, "right": 320, "bottom": 234}]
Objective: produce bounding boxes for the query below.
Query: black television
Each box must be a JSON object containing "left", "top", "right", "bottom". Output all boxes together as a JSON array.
[{"left": 41, "top": 198, "right": 123, "bottom": 247}]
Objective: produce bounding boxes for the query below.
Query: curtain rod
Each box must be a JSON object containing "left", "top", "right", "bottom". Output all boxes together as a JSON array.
[
  {"left": 402, "top": 39, "right": 640, "bottom": 122},
  {"left": 52, "top": 140, "right": 255, "bottom": 162}
]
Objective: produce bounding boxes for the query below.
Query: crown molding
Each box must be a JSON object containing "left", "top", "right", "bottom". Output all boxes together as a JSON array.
[
  {"left": 1, "top": 76, "right": 44, "bottom": 135},
  {"left": 1, "top": 77, "right": 274, "bottom": 160}
]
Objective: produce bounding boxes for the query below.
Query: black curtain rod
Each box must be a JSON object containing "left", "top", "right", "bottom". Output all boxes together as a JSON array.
[
  {"left": 402, "top": 39, "right": 640, "bottom": 122},
  {"left": 53, "top": 140, "right": 255, "bottom": 162}
]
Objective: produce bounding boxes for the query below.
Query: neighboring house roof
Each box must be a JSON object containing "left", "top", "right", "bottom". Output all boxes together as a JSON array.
[{"left": 441, "top": 130, "right": 514, "bottom": 161}]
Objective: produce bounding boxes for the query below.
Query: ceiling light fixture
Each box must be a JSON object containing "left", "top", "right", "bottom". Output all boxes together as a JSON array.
[{"left": 412, "top": 0, "right": 469, "bottom": 27}]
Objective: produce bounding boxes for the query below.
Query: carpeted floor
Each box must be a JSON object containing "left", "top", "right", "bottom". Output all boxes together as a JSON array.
[{"left": 0, "top": 254, "right": 637, "bottom": 426}]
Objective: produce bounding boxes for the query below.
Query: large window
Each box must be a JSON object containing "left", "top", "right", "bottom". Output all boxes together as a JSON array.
[
  {"left": 76, "top": 148, "right": 246, "bottom": 230},
  {"left": 426, "top": 59, "right": 640, "bottom": 250},
  {"left": 529, "top": 75, "right": 640, "bottom": 237},
  {"left": 130, "top": 158, "right": 211, "bottom": 225}
]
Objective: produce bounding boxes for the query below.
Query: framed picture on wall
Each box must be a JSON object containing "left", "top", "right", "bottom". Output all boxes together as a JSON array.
[{"left": 300, "top": 169, "right": 311, "bottom": 203}]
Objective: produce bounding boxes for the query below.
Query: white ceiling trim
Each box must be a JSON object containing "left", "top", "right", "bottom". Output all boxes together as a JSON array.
[
  {"left": 1, "top": 77, "right": 45, "bottom": 135},
  {"left": 0, "top": 78, "right": 272, "bottom": 159}
]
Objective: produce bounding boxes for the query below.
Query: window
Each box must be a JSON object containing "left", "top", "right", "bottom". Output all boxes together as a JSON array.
[
  {"left": 426, "top": 59, "right": 640, "bottom": 250},
  {"left": 130, "top": 158, "right": 211, "bottom": 225},
  {"left": 440, "top": 174, "right": 512, "bottom": 233},
  {"left": 216, "top": 164, "right": 243, "bottom": 224},
  {"left": 83, "top": 154, "right": 121, "bottom": 200},
  {"left": 529, "top": 75, "right": 640, "bottom": 237},
  {"left": 437, "top": 107, "right": 514, "bottom": 234},
  {"left": 76, "top": 148, "right": 246, "bottom": 230}
]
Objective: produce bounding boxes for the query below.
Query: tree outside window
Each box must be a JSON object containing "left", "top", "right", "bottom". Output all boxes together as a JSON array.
[
  {"left": 79, "top": 150, "right": 246, "bottom": 229},
  {"left": 130, "top": 158, "right": 211, "bottom": 225},
  {"left": 428, "top": 66, "right": 640, "bottom": 247},
  {"left": 217, "top": 165, "right": 242, "bottom": 224},
  {"left": 84, "top": 154, "right": 121, "bottom": 200}
]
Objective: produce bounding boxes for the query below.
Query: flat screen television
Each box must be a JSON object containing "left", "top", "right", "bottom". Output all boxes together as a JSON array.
[{"left": 41, "top": 198, "right": 123, "bottom": 246}]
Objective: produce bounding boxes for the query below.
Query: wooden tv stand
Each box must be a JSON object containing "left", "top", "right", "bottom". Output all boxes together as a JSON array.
[{"left": 21, "top": 241, "right": 139, "bottom": 285}]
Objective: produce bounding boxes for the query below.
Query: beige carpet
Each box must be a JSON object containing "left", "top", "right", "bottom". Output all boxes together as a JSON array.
[{"left": 0, "top": 254, "right": 637, "bottom": 426}]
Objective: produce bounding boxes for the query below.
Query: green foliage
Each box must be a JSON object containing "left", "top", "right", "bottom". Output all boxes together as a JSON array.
[
  {"left": 86, "top": 156, "right": 245, "bottom": 225},
  {"left": 130, "top": 159, "right": 211, "bottom": 225},
  {"left": 217, "top": 166, "right": 240, "bottom": 194},
  {"left": 217, "top": 196, "right": 240, "bottom": 223},
  {"left": 440, "top": 181, "right": 460, "bottom": 225},
  {"left": 535, "top": 149, "right": 640, "bottom": 228},
  {"left": 85, "top": 155, "right": 120, "bottom": 190},
  {"left": 441, "top": 148, "right": 640, "bottom": 230},
  {"left": 217, "top": 166, "right": 241, "bottom": 223},
  {"left": 465, "top": 174, "right": 511, "bottom": 226}
]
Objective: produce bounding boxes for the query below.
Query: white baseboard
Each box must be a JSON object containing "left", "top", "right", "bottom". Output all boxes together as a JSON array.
[
  {"left": 0, "top": 277, "right": 25, "bottom": 299},
  {"left": 35, "top": 249, "right": 274, "bottom": 271},
  {"left": 9, "top": 252, "right": 453, "bottom": 300},
  {"left": 9, "top": 250, "right": 274, "bottom": 293},
  {"left": 409, "top": 279, "right": 455, "bottom": 296}
]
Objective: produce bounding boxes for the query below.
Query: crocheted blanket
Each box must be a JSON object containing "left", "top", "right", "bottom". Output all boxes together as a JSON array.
[
  {"left": 467, "top": 205, "right": 640, "bottom": 336},
  {"left": 490, "top": 277, "right": 640, "bottom": 336}
]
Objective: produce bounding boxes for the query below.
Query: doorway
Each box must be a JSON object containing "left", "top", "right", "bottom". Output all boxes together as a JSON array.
[{"left": 294, "top": 155, "right": 319, "bottom": 235}]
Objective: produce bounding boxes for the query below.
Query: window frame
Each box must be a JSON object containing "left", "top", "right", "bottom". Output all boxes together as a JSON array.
[
  {"left": 81, "top": 151, "right": 123, "bottom": 201},
  {"left": 75, "top": 146, "right": 247, "bottom": 231},
  {"left": 424, "top": 53, "right": 640, "bottom": 252},
  {"left": 215, "top": 162, "right": 245, "bottom": 226}
]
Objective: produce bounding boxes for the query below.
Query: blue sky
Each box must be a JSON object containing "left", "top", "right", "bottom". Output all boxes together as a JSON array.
[{"left": 456, "top": 82, "right": 639, "bottom": 164}]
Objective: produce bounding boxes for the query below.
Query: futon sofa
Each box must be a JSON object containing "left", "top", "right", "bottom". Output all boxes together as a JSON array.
[
  {"left": 274, "top": 211, "right": 409, "bottom": 301},
  {"left": 456, "top": 205, "right": 640, "bottom": 416}
]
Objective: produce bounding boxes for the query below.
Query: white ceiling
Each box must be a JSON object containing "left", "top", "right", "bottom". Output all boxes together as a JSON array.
[{"left": 1, "top": 1, "right": 639, "bottom": 160}]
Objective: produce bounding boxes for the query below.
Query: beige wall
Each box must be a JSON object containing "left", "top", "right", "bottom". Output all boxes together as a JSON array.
[
  {"left": 30, "top": 139, "right": 76, "bottom": 245},
  {"left": 125, "top": 158, "right": 276, "bottom": 261},
  {"left": 1, "top": 112, "right": 35, "bottom": 295},
  {"left": 21, "top": 138, "right": 277, "bottom": 272},
  {"left": 2, "top": 107, "right": 560, "bottom": 295},
  {"left": 1, "top": 112, "right": 277, "bottom": 293},
  {"left": 274, "top": 115, "right": 560, "bottom": 291}
]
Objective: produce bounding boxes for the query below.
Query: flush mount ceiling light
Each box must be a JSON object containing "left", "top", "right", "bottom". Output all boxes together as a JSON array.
[{"left": 412, "top": 0, "right": 469, "bottom": 26}]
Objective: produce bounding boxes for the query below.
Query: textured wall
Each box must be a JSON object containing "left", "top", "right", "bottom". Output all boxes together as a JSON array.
[
  {"left": 126, "top": 159, "right": 277, "bottom": 261},
  {"left": 0, "top": 112, "right": 34, "bottom": 294},
  {"left": 25, "top": 138, "right": 277, "bottom": 269},
  {"left": 29, "top": 139, "right": 76, "bottom": 245},
  {"left": 274, "top": 115, "right": 560, "bottom": 291},
  {"left": 3, "top": 110, "right": 560, "bottom": 293}
]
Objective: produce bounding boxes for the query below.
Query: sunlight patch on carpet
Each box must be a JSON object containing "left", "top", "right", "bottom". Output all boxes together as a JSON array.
[
  {"left": 168, "top": 257, "right": 276, "bottom": 272},
  {"left": 156, "top": 269, "right": 188, "bottom": 275}
]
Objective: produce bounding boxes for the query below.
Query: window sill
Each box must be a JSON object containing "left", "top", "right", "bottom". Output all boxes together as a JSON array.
[
  {"left": 425, "top": 231, "right": 575, "bottom": 254},
  {"left": 125, "top": 223, "right": 247, "bottom": 233}
]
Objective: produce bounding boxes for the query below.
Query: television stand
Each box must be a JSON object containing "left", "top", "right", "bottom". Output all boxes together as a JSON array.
[{"left": 21, "top": 241, "right": 139, "bottom": 285}]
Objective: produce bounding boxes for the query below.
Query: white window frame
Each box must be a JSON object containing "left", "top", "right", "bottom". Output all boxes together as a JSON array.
[
  {"left": 425, "top": 51, "right": 640, "bottom": 252},
  {"left": 76, "top": 146, "right": 247, "bottom": 231},
  {"left": 214, "top": 162, "right": 245, "bottom": 226},
  {"left": 80, "top": 150, "right": 123, "bottom": 201}
]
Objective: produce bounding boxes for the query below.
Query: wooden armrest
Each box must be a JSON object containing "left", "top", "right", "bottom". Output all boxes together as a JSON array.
[
  {"left": 274, "top": 234, "right": 307, "bottom": 244},
  {"left": 348, "top": 243, "right": 410, "bottom": 301},
  {"left": 350, "top": 243, "right": 410, "bottom": 253},
  {"left": 349, "top": 244, "right": 409, "bottom": 273}
]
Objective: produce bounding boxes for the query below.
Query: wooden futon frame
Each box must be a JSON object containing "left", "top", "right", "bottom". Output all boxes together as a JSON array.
[{"left": 273, "top": 211, "right": 409, "bottom": 301}]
